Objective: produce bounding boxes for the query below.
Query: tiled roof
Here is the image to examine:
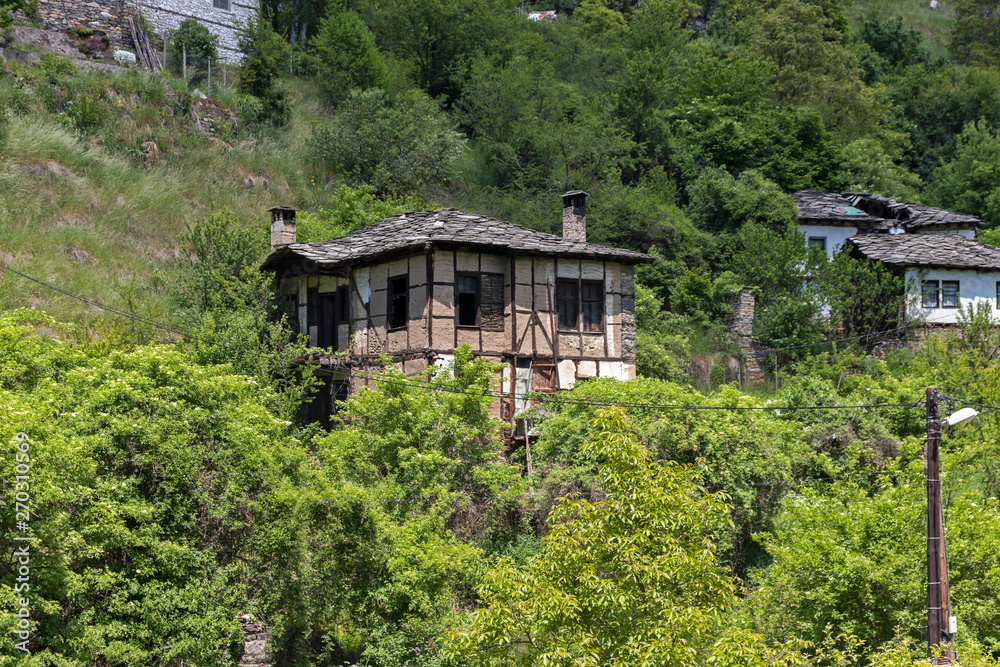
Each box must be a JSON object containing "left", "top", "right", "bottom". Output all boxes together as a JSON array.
[
  {"left": 847, "top": 234, "right": 1000, "bottom": 270},
  {"left": 261, "top": 208, "right": 651, "bottom": 270},
  {"left": 794, "top": 190, "right": 982, "bottom": 230}
]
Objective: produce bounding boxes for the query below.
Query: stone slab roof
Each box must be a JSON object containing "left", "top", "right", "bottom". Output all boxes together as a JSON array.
[
  {"left": 794, "top": 190, "right": 982, "bottom": 231},
  {"left": 261, "top": 208, "right": 652, "bottom": 271},
  {"left": 847, "top": 234, "right": 1000, "bottom": 270}
]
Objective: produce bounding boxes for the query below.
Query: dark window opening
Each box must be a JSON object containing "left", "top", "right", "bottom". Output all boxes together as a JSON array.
[
  {"left": 996, "top": 282, "right": 1000, "bottom": 309},
  {"left": 942, "top": 280, "right": 959, "bottom": 308},
  {"left": 388, "top": 275, "right": 408, "bottom": 329},
  {"left": 318, "top": 293, "right": 337, "bottom": 348},
  {"left": 557, "top": 279, "right": 604, "bottom": 331},
  {"left": 213, "top": 0, "right": 230, "bottom": 9},
  {"left": 808, "top": 237, "right": 827, "bottom": 252},
  {"left": 582, "top": 281, "right": 603, "bottom": 332},
  {"left": 457, "top": 275, "right": 479, "bottom": 326},
  {"left": 922, "top": 281, "right": 939, "bottom": 308},
  {"left": 557, "top": 280, "right": 579, "bottom": 330}
]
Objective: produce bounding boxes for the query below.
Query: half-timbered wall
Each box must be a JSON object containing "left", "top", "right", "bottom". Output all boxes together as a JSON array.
[{"left": 279, "top": 248, "right": 638, "bottom": 407}]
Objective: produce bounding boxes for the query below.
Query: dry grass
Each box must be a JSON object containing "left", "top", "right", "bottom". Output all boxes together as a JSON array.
[{"left": 0, "top": 66, "right": 324, "bottom": 326}]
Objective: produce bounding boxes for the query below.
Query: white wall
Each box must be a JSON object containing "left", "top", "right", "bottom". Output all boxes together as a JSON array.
[
  {"left": 798, "top": 224, "right": 858, "bottom": 259},
  {"left": 904, "top": 267, "right": 1000, "bottom": 325},
  {"left": 138, "top": 0, "right": 258, "bottom": 61}
]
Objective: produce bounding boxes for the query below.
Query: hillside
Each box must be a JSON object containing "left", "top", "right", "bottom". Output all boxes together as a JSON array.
[
  {"left": 0, "top": 52, "right": 320, "bottom": 324},
  {"left": 7, "top": 2, "right": 1000, "bottom": 664}
]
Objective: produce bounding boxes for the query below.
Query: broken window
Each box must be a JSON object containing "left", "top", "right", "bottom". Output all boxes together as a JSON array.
[
  {"left": 457, "top": 275, "right": 479, "bottom": 326},
  {"left": 922, "top": 281, "right": 939, "bottom": 308},
  {"left": 388, "top": 275, "right": 408, "bottom": 329},
  {"left": 942, "top": 280, "right": 959, "bottom": 308}
]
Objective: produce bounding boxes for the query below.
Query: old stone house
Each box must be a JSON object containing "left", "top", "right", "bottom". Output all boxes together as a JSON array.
[
  {"left": 260, "top": 193, "right": 652, "bottom": 428},
  {"left": 795, "top": 190, "right": 1000, "bottom": 326},
  {"left": 16, "top": 0, "right": 256, "bottom": 61}
]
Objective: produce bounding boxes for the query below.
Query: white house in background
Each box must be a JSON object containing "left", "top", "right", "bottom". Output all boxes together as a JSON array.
[
  {"left": 790, "top": 190, "right": 1000, "bottom": 326},
  {"left": 794, "top": 190, "right": 982, "bottom": 260},
  {"left": 845, "top": 234, "right": 1000, "bottom": 325}
]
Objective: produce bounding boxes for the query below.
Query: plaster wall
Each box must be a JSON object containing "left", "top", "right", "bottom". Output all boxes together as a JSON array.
[
  {"left": 798, "top": 224, "right": 858, "bottom": 258},
  {"left": 904, "top": 267, "right": 1000, "bottom": 324}
]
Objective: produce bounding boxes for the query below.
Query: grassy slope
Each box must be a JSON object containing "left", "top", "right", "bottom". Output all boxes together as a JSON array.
[
  {"left": 853, "top": 0, "right": 956, "bottom": 57},
  {"left": 0, "top": 65, "right": 324, "bottom": 326}
]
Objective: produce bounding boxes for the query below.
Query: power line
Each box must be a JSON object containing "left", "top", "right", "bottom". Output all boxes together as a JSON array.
[{"left": 0, "top": 261, "right": 926, "bottom": 413}]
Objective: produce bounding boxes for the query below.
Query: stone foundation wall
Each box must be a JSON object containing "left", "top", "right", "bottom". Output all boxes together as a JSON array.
[{"left": 238, "top": 615, "right": 272, "bottom": 667}]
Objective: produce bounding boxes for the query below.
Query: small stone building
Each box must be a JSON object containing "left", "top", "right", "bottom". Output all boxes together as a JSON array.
[{"left": 260, "top": 194, "right": 652, "bottom": 428}]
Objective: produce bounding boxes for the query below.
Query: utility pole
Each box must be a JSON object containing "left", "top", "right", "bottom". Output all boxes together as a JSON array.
[{"left": 926, "top": 388, "right": 956, "bottom": 664}]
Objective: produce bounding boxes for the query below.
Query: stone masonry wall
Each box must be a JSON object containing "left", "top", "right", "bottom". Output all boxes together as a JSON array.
[
  {"left": 13, "top": 0, "right": 256, "bottom": 61},
  {"left": 725, "top": 289, "right": 766, "bottom": 383},
  {"left": 14, "top": 0, "right": 138, "bottom": 39},
  {"left": 137, "top": 0, "right": 257, "bottom": 61}
]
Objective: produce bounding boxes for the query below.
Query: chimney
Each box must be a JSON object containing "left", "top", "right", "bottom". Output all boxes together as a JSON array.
[
  {"left": 561, "top": 191, "right": 588, "bottom": 242},
  {"left": 269, "top": 206, "right": 298, "bottom": 248}
]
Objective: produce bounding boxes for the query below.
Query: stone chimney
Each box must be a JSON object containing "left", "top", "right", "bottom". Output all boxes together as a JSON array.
[
  {"left": 269, "top": 206, "right": 298, "bottom": 248},
  {"left": 561, "top": 191, "right": 588, "bottom": 242}
]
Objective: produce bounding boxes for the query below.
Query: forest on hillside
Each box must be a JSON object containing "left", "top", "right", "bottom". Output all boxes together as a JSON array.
[{"left": 5, "top": 0, "right": 1000, "bottom": 663}]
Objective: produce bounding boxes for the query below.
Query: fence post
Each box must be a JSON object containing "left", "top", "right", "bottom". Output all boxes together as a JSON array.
[
  {"left": 223, "top": 59, "right": 227, "bottom": 90},
  {"left": 207, "top": 58, "right": 211, "bottom": 94},
  {"left": 162, "top": 30, "right": 167, "bottom": 69},
  {"left": 182, "top": 43, "right": 186, "bottom": 80}
]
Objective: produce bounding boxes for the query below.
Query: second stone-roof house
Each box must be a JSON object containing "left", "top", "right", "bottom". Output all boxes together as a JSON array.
[
  {"left": 795, "top": 190, "right": 1000, "bottom": 325},
  {"left": 260, "top": 192, "right": 652, "bottom": 427}
]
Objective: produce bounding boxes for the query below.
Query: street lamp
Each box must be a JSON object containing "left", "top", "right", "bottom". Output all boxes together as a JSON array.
[{"left": 925, "top": 392, "right": 979, "bottom": 665}]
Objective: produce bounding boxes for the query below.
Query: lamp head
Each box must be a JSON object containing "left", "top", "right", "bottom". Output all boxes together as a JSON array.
[{"left": 946, "top": 407, "right": 979, "bottom": 427}]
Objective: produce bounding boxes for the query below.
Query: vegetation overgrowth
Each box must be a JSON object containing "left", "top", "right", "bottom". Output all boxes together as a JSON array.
[{"left": 5, "top": 0, "right": 1000, "bottom": 663}]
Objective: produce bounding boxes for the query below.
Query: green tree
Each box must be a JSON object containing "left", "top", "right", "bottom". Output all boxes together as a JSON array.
[
  {"left": 311, "top": 5, "right": 386, "bottom": 106},
  {"left": 310, "top": 88, "right": 465, "bottom": 194},
  {"left": 169, "top": 18, "right": 218, "bottom": 85},
  {"left": 820, "top": 250, "right": 907, "bottom": 351},
  {"left": 929, "top": 120, "right": 1000, "bottom": 227},
  {"left": 237, "top": 7, "right": 290, "bottom": 125},
  {"left": 444, "top": 408, "right": 739, "bottom": 666},
  {"left": 951, "top": 0, "right": 1000, "bottom": 66}
]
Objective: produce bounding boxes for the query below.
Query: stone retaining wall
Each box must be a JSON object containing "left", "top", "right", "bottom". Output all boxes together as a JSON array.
[
  {"left": 725, "top": 289, "right": 766, "bottom": 384},
  {"left": 14, "top": 0, "right": 137, "bottom": 39}
]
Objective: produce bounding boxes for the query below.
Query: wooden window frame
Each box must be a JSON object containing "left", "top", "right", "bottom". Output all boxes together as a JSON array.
[
  {"left": 941, "top": 280, "right": 960, "bottom": 309},
  {"left": 387, "top": 275, "right": 409, "bottom": 330},
  {"left": 456, "top": 273, "right": 480, "bottom": 328},
  {"left": 557, "top": 278, "right": 604, "bottom": 332},
  {"left": 922, "top": 280, "right": 939, "bottom": 308}
]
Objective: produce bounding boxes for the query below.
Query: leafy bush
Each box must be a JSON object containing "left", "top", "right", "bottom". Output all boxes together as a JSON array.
[
  {"left": 310, "top": 88, "right": 465, "bottom": 195},
  {"left": 168, "top": 18, "right": 218, "bottom": 84}
]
